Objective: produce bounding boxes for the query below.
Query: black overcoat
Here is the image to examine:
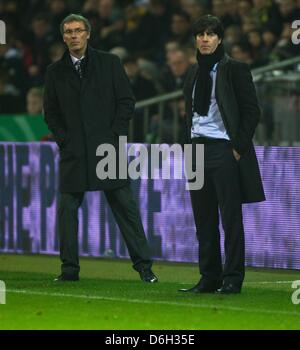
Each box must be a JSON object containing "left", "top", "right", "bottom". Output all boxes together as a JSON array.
[
  {"left": 43, "top": 46, "right": 135, "bottom": 192},
  {"left": 183, "top": 54, "right": 265, "bottom": 203}
]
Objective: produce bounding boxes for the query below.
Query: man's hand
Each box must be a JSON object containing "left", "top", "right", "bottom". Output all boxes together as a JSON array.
[{"left": 233, "top": 149, "right": 241, "bottom": 161}]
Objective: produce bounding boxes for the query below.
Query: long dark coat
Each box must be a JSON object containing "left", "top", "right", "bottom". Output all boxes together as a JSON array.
[
  {"left": 183, "top": 54, "right": 265, "bottom": 203},
  {"left": 43, "top": 46, "right": 134, "bottom": 192}
]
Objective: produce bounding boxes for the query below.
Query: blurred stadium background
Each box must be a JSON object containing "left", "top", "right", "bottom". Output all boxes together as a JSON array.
[
  {"left": 1, "top": 0, "right": 300, "bottom": 330},
  {"left": 1, "top": 0, "right": 300, "bottom": 144}
]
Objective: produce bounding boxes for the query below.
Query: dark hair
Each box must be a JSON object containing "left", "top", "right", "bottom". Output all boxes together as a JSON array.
[
  {"left": 232, "top": 41, "right": 252, "bottom": 53},
  {"left": 60, "top": 14, "right": 91, "bottom": 35},
  {"left": 192, "top": 15, "right": 224, "bottom": 39},
  {"left": 33, "top": 13, "right": 50, "bottom": 23}
]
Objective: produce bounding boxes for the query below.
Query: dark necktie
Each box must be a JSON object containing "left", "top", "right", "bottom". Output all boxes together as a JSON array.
[{"left": 74, "top": 59, "right": 83, "bottom": 79}]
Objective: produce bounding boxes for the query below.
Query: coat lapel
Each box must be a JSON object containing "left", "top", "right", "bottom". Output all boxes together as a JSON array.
[
  {"left": 81, "top": 46, "right": 98, "bottom": 94},
  {"left": 184, "top": 64, "right": 198, "bottom": 99},
  {"left": 61, "top": 50, "right": 81, "bottom": 93},
  {"left": 60, "top": 46, "right": 103, "bottom": 97},
  {"left": 184, "top": 54, "right": 230, "bottom": 134},
  {"left": 215, "top": 54, "right": 230, "bottom": 102},
  {"left": 185, "top": 55, "right": 230, "bottom": 105},
  {"left": 184, "top": 64, "right": 198, "bottom": 125}
]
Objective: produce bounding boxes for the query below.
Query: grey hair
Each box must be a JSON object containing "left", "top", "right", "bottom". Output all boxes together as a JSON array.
[{"left": 60, "top": 14, "right": 91, "bottom": 35}]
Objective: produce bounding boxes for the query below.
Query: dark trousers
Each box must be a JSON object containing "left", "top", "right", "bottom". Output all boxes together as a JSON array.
[
  {"left": 58, "top": 185, "right": 152, "bottom": 276},
  {"left": 190, "top": 138, "right": 245, "bottom": 288}
]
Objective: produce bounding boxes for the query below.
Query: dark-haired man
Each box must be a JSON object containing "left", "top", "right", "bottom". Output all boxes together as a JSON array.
[
  {"left": 43, "top": 14, "right": 158, "bottom": 283},
  {"left": 179, "top": 15, "right": 265, "bottom": 294}
]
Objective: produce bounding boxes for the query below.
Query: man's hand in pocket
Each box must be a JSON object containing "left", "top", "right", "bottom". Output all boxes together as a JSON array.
[{"left": 233, "top": 149, "right": 241, "bottom": 161}]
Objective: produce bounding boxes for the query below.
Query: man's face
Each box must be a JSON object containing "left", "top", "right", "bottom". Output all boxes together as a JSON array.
[
  {"left": 32, "top": 19, "right": 49, "bottom": 38},
  {"left": 171, "top": 15, "right": 190, "bottom": 35},
  {"left": 212, "top": 0, "right": 226, "bottom": 17},
  {"left": 231, "top": 45, "right": 248, "bottom": 61},
  {"left": 63, "top": 21, "right": 90, "bottom": 54},
  {"left": 196, "top": 30, "right": 221, "bottom": 55},
  {"left": 27, "top": 95, "right": 42, "bottom": 114},
  {"left": 168, "top": 51, "right": 189, "bottom": 77},
  {"left": 279, "top": 0, "right": 295, "bottom": 16},
  {"left": 51, "top": 0, "right": 66, "bottom": 14}
]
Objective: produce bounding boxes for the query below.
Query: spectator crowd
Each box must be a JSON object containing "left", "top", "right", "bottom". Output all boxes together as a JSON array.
[{"left": 0, "top": 0, "right": 299, "bottom": 132}]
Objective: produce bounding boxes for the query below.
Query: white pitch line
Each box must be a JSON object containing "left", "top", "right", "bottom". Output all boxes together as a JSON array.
[
  {"left": 178, "top": 280, "right": 295, "bottom": 285},
  {"left": 244, "top": 281, "right": 295, "bottom": 285},
  {"left": 6, "top": 289, "right": 300, "bottom": 317}
]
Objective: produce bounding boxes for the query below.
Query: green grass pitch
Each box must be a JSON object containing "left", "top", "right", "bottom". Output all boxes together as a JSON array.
[{"left": 0, "top": 254, "right": 299, "bottom": 330}]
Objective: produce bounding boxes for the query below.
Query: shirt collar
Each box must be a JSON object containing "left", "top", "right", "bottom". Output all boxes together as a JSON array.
[
  {"left": 211, "top": 63, "right": 218, "bottom": 72},
  {"left": 70, "top": 54, "right": 85, "bottom": 65}
]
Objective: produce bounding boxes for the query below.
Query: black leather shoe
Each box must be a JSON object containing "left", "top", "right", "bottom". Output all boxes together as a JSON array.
[
  {"left": 54, "top": 274, "right": 79, "bottom": 282},
  {"left": 179, "top": 279, "right": 222, "bottom": 293},
  {"left": 216, "top": 283, "right": 241, "bottom": 294},
  {"left": 139, "top": 269, "right": 158, "bottom": 283}
]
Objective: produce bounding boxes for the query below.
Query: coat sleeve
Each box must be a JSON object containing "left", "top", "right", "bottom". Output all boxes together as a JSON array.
[
  {"left": 43, "top": 67, "right": 67, "bottom": 147},
  {"left": 111, "top": 55, "right": 136, "bottom": 136},
  {"left": 230, "top": 62, "right": 261, "bottom": 155}
]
